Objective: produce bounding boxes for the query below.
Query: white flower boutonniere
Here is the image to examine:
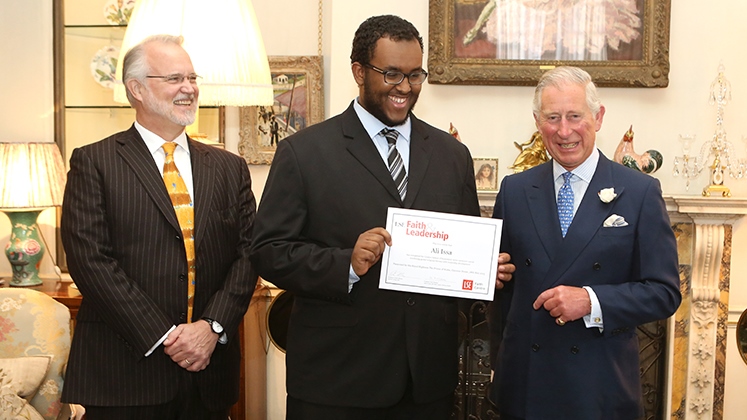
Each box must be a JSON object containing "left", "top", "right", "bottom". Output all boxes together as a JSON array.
[{"left": 598, "top": 188, "right": 617, "bottom": 203}]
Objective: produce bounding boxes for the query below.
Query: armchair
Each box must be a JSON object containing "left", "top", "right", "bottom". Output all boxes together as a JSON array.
[{"left": 0, "top": 288, "right": 77, "bottom": 420}]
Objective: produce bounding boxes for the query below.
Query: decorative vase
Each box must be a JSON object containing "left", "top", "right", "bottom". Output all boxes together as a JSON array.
[{"left": 4, "top": 210, "right": 44, "bottom": 287}]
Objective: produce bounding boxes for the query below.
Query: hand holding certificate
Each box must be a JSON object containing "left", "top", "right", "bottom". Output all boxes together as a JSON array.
[{"left": 379, "top": 207, "right": 503, "bottom": 300}]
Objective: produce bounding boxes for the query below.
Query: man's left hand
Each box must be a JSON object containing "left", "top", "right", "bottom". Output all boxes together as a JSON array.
[{"left": 163, "top": 320, "right": 219, "bottom": 371}]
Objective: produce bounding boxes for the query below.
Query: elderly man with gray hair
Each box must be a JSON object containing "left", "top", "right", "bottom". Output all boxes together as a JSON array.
[{"left": 489, "top": 66, "right": 681, "bottom": 420}]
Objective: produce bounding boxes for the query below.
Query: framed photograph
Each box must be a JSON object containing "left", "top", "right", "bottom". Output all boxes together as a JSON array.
[
  {"left": 428, "top": 0, "right": 671, "bottom": 87},
  {"left": 238, "top": 56, "right": 324, "bottom": 165},
  {"left": 473, "top": 158, "right": 499, "bottom": 191}
]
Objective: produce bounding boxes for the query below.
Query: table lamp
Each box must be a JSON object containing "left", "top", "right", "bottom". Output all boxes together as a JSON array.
[{"left": 0, "top": 142, "right": 66, "bottom": 287}]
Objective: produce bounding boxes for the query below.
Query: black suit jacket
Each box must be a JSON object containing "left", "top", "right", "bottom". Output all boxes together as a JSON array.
[
  {"left": 489, "top": 153, "right": 681, "bottom": 419},
  {"left": 250, "top": 103, "right": 480, "bottom": 407},
  {"left": 61, "top": 126, "right": 257, "bottom": 409}
]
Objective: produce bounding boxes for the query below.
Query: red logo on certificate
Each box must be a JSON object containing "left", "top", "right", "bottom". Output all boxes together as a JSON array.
[{"left": 462, "top": 280, "right": 473, "bottom": 290}]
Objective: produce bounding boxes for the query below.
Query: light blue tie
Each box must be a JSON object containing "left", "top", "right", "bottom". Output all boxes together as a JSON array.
[{"left": 558, "top": 172, "right": 574, "bottom": 237}]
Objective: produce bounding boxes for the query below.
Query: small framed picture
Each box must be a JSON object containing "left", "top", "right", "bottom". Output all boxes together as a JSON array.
[
  {"left": 238, "top": 56, "right": 325, "bottom": 165},
  {"left": 473, "top": 158, "right": 499, "bottom": 191}
]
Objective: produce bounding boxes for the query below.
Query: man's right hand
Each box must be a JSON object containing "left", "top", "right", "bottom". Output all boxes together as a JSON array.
[{"left": 351, "top": 227, "right": 391, "bottom": 277}]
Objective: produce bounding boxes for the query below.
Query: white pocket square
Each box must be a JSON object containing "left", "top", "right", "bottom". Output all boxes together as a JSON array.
[{"left": 603, "top": 214, "right": 628, "bottom": 227}]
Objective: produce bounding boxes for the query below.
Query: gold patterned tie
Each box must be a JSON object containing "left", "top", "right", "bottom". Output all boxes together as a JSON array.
[{"left": 162, "top": 142, "right": 196, "bottom": 322}]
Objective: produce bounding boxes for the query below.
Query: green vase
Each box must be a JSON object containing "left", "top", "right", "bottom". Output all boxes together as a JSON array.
[{"left": 4, "top": 210, "right": 45, "bottom": 287}]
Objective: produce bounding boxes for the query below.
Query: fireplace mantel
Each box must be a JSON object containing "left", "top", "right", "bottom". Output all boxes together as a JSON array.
[{"left": 665, "top": 196, "right": 747, "bottom": 420}]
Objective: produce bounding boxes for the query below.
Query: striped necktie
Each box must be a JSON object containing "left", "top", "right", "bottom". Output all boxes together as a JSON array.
[
  {"left": 162, "top": 142, "right": 196, "bottom": 322},
  {"left": 557, "top": 171, "right": 574, "bottom": 237},
  {"left": 381, "top": 128, "right": 407, "bottom": 200}
]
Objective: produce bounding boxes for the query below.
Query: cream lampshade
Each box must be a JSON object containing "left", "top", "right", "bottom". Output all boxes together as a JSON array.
[
  {"left": 112, "top": 0, "right": 274, "bottom": 108},
  {"left": 0, "top": 142, "right": 66, "bottom": 287}
]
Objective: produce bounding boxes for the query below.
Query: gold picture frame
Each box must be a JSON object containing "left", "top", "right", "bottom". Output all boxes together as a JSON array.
[
  {"left": 428, "top": 0, "right": 671, "bottom": 87},
  {"left": 238, "top": 56, "right": 325, "bottom": 165}
]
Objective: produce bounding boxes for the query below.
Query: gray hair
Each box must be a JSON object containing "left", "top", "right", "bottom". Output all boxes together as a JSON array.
[
  {"left": 532, "top": 66, "right": 602, "bottom": 118},
  {"left": 122, "top": 34, "right": 185, "bottom": 105}
]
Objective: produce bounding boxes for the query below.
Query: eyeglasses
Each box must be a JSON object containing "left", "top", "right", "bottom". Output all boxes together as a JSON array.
[
  {"left": 146, "top": 73, "right": 202, "bottom": 85},
  {"left": 363, "top": 64, "right": 428, "bottom": 85}
]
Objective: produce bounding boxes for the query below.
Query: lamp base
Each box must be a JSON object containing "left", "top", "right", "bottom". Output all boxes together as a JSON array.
[{"left": 3, "top": 210, "right": 45, "bottom": 287}]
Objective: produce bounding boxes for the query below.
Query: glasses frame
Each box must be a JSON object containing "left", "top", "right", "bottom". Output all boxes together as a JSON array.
[
  {"left": 145, "top": 73, "right": 202, "bottom": 85},
  {"left": 362, "top": 64, "right": 428, "bottom": 86}
]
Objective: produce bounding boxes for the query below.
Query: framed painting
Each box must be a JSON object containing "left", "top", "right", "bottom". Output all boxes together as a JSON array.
[
  {"left": 473, "top": 157, "right": 499, "bottom": 191},
  {"left": 428, "top": 0, "right": 671, "bottom": 87},
  {"left": 238, "top": 56, "right": 324, "bottom": 165}
]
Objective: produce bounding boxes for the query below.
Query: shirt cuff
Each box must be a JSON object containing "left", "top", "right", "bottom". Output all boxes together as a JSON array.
[
  {"left": 582, "top": 286, "right": 603, "bottom": 330},
  {"left": 145, "top": 325, "right": 176, "bottom": 357},
  {"left": 348, "top": 265, "right": 360, "bottom": 293}
]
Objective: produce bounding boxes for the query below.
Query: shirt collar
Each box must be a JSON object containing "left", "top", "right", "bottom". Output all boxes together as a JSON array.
[
  {"left": 352, "top": 98, "right": 411, "bottom": 142},
  {"left": 135, "top": 121, "right": 190, "bottom": 155},
  {"left": 553, "top": 147, "right": 599, "bottom": 183}
]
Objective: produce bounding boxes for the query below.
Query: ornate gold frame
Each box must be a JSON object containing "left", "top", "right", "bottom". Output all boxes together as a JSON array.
[
  {"left": 428, "top": 0, "right": 671, "bottom": 87},
  {"left": 238, "top": 56, "right": 325, "bottom": 165}
]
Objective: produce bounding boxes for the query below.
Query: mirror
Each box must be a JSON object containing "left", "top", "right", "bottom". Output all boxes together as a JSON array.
[{"left": 737, "top": 308, "right": 747, "bottom": 364}]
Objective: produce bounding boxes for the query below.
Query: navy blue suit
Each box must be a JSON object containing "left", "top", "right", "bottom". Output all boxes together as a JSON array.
[{"left": 490, "top": 152, "right": 680, "bottom": 419}]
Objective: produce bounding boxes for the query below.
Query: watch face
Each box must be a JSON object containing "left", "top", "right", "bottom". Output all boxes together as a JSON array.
[{"left": 212, "top": 320, "right": 224, "bottom": 334}]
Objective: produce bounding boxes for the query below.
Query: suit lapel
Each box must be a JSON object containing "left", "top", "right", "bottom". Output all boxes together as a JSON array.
[
  {"left": 403, "top": 117, "right": 433, "bottom": 208},
  {"left": 189, "top": 139, "right": 214, "bottom": 250},
  {"left": 342, "top": 106, "right": 404, "bottom": 203},
  {"left": 524, "top": 163, "right": 563, "bottom": 260},
  {"left": 116, "top": 126, "right": 181, "bottom": 234},
  {"left": 542, "top": 153, "right": 625, "bottom": 286}
]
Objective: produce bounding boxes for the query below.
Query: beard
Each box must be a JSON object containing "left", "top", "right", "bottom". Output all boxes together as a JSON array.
[
  {"left": 142, "top": 90, "right": 197, "bottom": 127},
  {"left": 360, "top": 76, "right": 418, "bottom": 127}
]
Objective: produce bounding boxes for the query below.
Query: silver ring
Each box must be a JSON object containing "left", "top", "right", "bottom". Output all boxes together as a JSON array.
[
  {"left": 556, "top": 318, "right": 566, "bottom": 326},
  {"left": 184, "top": 359, "right": 192, "bottom": 365}
]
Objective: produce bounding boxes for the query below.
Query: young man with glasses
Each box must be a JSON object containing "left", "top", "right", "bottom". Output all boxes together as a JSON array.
[{"left": 250, "top": 15, "right": 514, "bottom": 420}]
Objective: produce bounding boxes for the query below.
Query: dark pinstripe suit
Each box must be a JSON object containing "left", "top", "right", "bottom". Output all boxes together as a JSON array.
[{"left": 60, "top": 126, "right": 257, "bottom": 409}]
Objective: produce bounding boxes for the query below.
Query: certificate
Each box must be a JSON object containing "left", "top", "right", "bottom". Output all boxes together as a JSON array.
[{"left": 379, "top": 207, "right": 503, "bottom": 300}]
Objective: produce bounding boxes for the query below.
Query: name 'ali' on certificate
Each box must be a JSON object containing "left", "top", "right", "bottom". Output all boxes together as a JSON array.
[{"left": 379, "top": 207, "right": 503, "bottom": 300}]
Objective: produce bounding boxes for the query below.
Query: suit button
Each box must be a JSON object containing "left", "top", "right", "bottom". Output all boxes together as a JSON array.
[
  {"left": 176, "top": 235, "right": 182, "bottom": 241},
  {"left": 180, "top": 312, "right": 186, "bottom": 321},
  {"left": 179, "top": 274, "right": 186, "bottom": 281},
  {"left": 525, "top": 259, "right": 532, "bottom": 266},
  {"left": 531, "top": 343, "right": 540, "bottom": 352},
  {"left": 406, "top": 298, "right": 415, "bottom": 306},
  {"left": 593, "top": 262, "right": 601, "bottom": 271},
  {"left": 571, "top": 346, "right": 580, "bottom": 354}
]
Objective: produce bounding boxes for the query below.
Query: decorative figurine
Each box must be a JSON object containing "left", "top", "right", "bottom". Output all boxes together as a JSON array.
[
  {"left": 449, "top": 122, "right": 462, "bottom": 142},
  {"left": 613, "top": 125, "right": 663, "bottom": 174},
  {"left": 509, "top": 131, "right": 549, "bottom": 173}
]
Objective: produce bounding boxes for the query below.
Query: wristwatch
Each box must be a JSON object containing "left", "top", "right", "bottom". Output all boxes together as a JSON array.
[{"left": 203, "top": 318, "right": 228, "bottom": 344}]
